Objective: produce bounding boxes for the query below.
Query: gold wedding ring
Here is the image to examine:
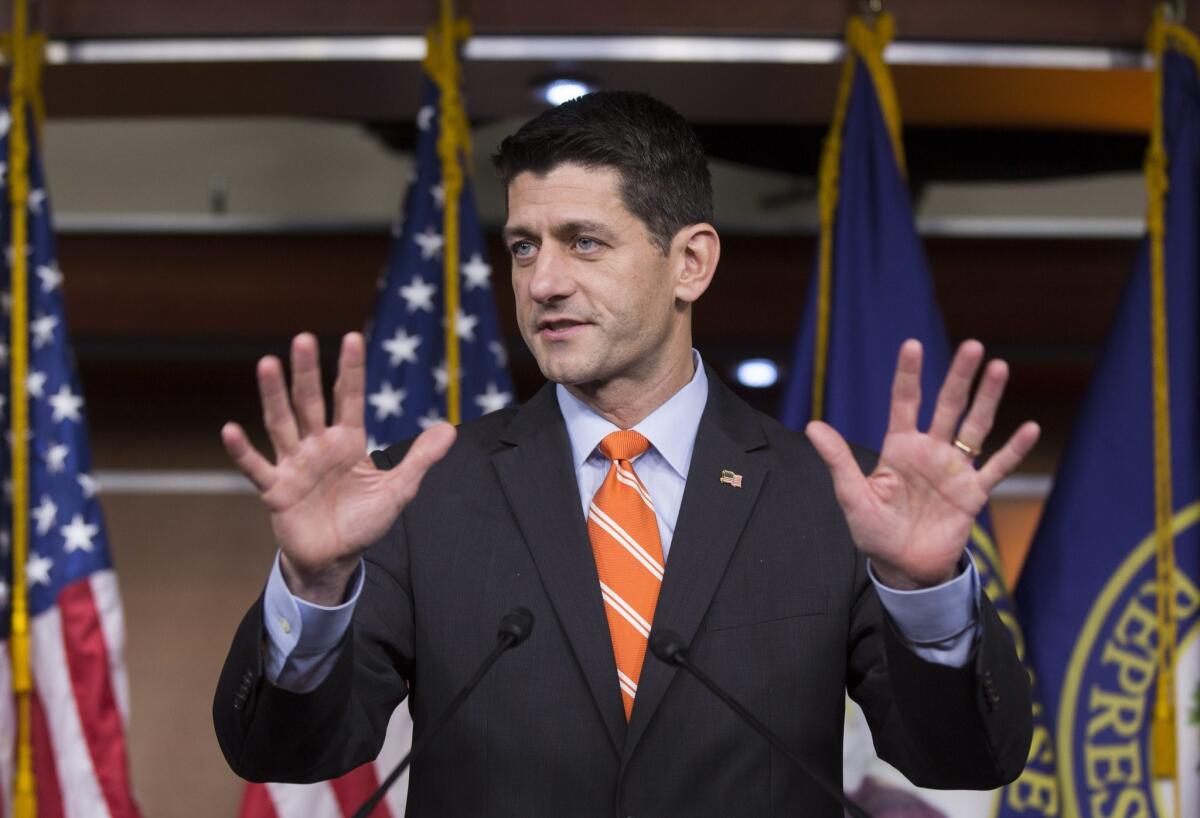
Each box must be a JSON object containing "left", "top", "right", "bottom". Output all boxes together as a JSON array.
[{"left": 953, "top": 438, "right": 981, "bottom": 459}]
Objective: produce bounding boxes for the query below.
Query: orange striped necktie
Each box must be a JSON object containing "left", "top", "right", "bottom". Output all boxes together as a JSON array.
[{"left": 588, "top": 430, "right": 665, "bottom": 721}]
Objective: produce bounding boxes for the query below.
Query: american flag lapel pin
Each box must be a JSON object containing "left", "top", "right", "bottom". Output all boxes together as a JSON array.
[{"left": 720, "top": 469, "right": 743, "bottom": 488}]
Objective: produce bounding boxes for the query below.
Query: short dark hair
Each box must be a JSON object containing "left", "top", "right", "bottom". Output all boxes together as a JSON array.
[{"left": 492, "top": 91, "right": 713, "bottom": 255}]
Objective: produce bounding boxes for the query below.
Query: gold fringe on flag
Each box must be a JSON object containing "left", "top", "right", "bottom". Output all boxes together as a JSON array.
[
  {"left": 1144, "top": 5, "right": 1200, "bottom": 803},
  {"left": 811, "top": 11, "right": 906, "bottom": 421},
  {"left": 424, "top": 0, "right": 472, "bottom": 425}
]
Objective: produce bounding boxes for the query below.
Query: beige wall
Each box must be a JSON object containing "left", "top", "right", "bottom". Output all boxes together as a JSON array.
[{"left": 105, "top": 492, "right": 276, "bottom": 818}]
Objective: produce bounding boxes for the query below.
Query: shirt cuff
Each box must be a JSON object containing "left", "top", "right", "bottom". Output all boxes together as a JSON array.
[
  {"left": 867, "top": 555, "right": 980, "bottom": 667},
  {"left": 262, "top": 552, "right": 365, "bottom": 682}
]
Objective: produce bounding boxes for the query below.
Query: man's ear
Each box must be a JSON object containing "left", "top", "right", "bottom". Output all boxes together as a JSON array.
[{"left": 672, "top": 223, "right": 720, "bottom": 305}]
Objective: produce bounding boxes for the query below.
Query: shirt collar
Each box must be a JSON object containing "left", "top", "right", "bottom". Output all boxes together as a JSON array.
[{"left": 555, "top": 350, "right": 709, "bottom": 481}]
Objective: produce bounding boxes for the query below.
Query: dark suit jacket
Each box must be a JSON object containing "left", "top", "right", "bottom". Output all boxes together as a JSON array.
[{"left": 215, "top": 372, "right": 1032, "bottom": 818}]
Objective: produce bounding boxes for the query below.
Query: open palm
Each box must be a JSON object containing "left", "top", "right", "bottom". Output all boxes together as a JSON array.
[
  {"left": 221, "top": 333, "right": 456, "bottom": 604},
  {"left": 806, "top": 340, "right": 1039, "bottom": 589}
]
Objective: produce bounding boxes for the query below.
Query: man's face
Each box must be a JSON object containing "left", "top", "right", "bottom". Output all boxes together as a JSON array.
[{"left": 504, "top": 163, "right": 683, "bottom": 390}]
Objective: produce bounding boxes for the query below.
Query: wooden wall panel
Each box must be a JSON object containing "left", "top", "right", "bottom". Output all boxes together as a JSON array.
[
  {"left": 57, "top": 232, "right": 1136, "bottom": 344},
  {"left": 37, "top": 61, "right": 1156, "bottom": 133},
  {"left": 3, "top": 1, "right": 1169, "bottom": 128},
  {"left": 58, "top": 234, "right": 388, "bottom": 337},
  {"left": 55, "top": 230, "right": 1140, "bottom": 478},
  {"left": 26, "top": 0, "right": 1200, "bottom": 45}
]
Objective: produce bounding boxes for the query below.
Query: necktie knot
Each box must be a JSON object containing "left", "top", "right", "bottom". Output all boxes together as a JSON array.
[{"left": 599, "top": 430, "right": 651, "bottom": 463}]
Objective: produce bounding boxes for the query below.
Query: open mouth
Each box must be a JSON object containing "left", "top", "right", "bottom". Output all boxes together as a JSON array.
[{"left": 537, "top": 318, "right": 587, "bottom": 339}]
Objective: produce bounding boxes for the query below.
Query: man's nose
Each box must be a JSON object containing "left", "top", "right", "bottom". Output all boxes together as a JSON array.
[{"left": 526, "top": 245, "right": 575, "bottom": 303}]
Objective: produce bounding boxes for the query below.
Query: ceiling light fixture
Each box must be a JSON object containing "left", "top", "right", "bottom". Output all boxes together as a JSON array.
[
  {"left": 735, "top": 359, "right": 779, "bottom": 389},
  {"left": 538, "top": 78, "right": 596, "bottom": 106}
]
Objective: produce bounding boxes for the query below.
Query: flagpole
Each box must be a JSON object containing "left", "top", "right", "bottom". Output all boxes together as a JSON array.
[
  {"left": 425, "top": 0, "right": 470, "bottom": 425},
  {"left": 811, "top": 36, "right": 851, "bottom": 423},
  {"left": 7, "top": 0, "right": 37, "bottom": 810},
  {"left": 812, "top": 10, "right": 905, "bottom": 421}
]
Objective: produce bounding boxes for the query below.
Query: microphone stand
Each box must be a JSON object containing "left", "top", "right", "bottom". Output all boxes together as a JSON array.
[
  {"left": 350, "top": 608, "right": 534, "bottom": 818},
  {"left": 650, "top": 630, "right": 872, "bottom": 818}
]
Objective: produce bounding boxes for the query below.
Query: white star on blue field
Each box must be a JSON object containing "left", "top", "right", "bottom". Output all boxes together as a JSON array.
[{"left": 363, "top": 76, "right": 515, "bottom": 449}]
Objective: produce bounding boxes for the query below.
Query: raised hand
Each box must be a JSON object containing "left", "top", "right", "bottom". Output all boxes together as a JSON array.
[
  {"left": 221, "top": 332, "right": 456, "bottom": 604},
  {"left": 805, "top": 339, "right": 1039, "bottom": 590}
]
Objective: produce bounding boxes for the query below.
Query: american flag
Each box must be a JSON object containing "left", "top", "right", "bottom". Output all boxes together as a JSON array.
[
  {"left": 238, "top": 74, "right": 514, "bottom": 818},
  {"left": 362, "top": 78, "right": 513, "bottom": 447},
  {"left": 0, "top": 98, "right": 142, "bottom": 816}
]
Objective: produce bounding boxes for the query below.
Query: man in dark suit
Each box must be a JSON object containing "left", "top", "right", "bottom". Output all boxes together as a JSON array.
[{"left": 215, "top": 92, "right": 1039, "bottom": 817}]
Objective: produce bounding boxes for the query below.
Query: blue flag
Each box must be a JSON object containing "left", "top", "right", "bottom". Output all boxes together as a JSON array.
[
  {"left": 0, "top": 99, "right": 141, "bottom": 813},
  {"left": 363, "top": 78, "right": 514, "bottom": 448},
  {"left": 781, "top": 29, "right": 1058, "bottom": 816},
  {"left": 779, "top": 65, "right": 947, "bottom": 443},
  {"left": 1014, "top": 39, "right": 1200, "bottom": 818}
]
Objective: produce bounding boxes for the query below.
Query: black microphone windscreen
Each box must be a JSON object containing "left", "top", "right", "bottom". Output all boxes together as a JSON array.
[
  {"left": 649, "top": 629, "right": 687, "bottom": 665},
  {"left": 498, "top": 607, "right": 535, "bottom": 646}
]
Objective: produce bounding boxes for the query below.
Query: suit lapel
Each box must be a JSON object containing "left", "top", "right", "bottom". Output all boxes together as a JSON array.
[
  {"left": 622, "top": 373, "right": 770, "bottom": 760},
  {"left": 492, "top": 384, "right": 627, "bottom": 751}
]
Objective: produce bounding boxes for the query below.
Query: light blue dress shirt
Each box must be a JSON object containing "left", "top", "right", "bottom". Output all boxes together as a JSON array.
[{"left": 264, "top": 353, "right": 979, "bottom": 692}]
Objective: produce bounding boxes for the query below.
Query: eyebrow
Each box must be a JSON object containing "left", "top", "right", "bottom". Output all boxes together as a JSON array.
[{"left": 502, "top": 220, "right": 617, "bottom": 245}]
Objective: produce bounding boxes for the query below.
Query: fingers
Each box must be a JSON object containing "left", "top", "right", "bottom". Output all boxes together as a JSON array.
[
  {"left": 257, "top": 355, "right": 300, "bottom": 456},
  {"left": 290, "top": 333, "right": 327, "bottom": 438},
  {"left": 886, "top": 339, "right": 923, "bottom": 434},
  {"left": 927, "top": 340, "right": 984, "bottom": 441},
  {"left": 978, "top": 421, "right": 1041, "bottom": 493},
  {"left": 956, "top": 358, "right": 1009, "bottom": 451},
  {"left": 332, "top": 333, "right": 367, "bottom": 429},
  {"left": 805, "top": 420, "right": 869, "bottom": 512},
  {"left": 221, "top": 422, "right": 276, "bottom": 491},
  {"left": 384, "top": 423, "right": 458, "bottom": 508}
]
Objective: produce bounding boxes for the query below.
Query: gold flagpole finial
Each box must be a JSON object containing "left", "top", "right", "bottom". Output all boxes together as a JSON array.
[{"left": 858, "top": 0, "right": 883, "bottom": 26}]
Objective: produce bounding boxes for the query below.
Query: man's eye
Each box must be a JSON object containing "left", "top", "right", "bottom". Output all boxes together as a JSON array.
[
  {"left": 575, "top": 237, "right": 600, "bottom": 252},
  {"left": 511, "top": 241, "right": 535, "bottom": 257}
]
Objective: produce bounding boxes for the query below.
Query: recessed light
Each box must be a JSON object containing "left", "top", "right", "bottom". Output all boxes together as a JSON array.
[
  {"left": 735, "top": 359, "right": 779, "bottom": 389},
  {"left": 538, "top": 78, "right": 595, "bottom": 106}
]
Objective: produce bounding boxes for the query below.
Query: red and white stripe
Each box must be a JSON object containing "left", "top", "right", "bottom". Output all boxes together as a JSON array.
[
  {"left": 0, "top": 569, "right": 141, "bottom": 817},
  {"left": 238, "top": 703, "right": 413, "bottom": 818},
  {"left": 0, "top": 646, "right": 15, "bottom": 818}
]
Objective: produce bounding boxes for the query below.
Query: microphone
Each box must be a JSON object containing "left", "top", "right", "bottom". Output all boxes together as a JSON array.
[
  {"left": 351, "top": 607, "right": 535, "bottom": 818},
  {"left": 497, "top": 607, "right": 535, "bottom": 646},
  {"left": 649, "top": 630, "right": 872, "bottom": 818}
]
